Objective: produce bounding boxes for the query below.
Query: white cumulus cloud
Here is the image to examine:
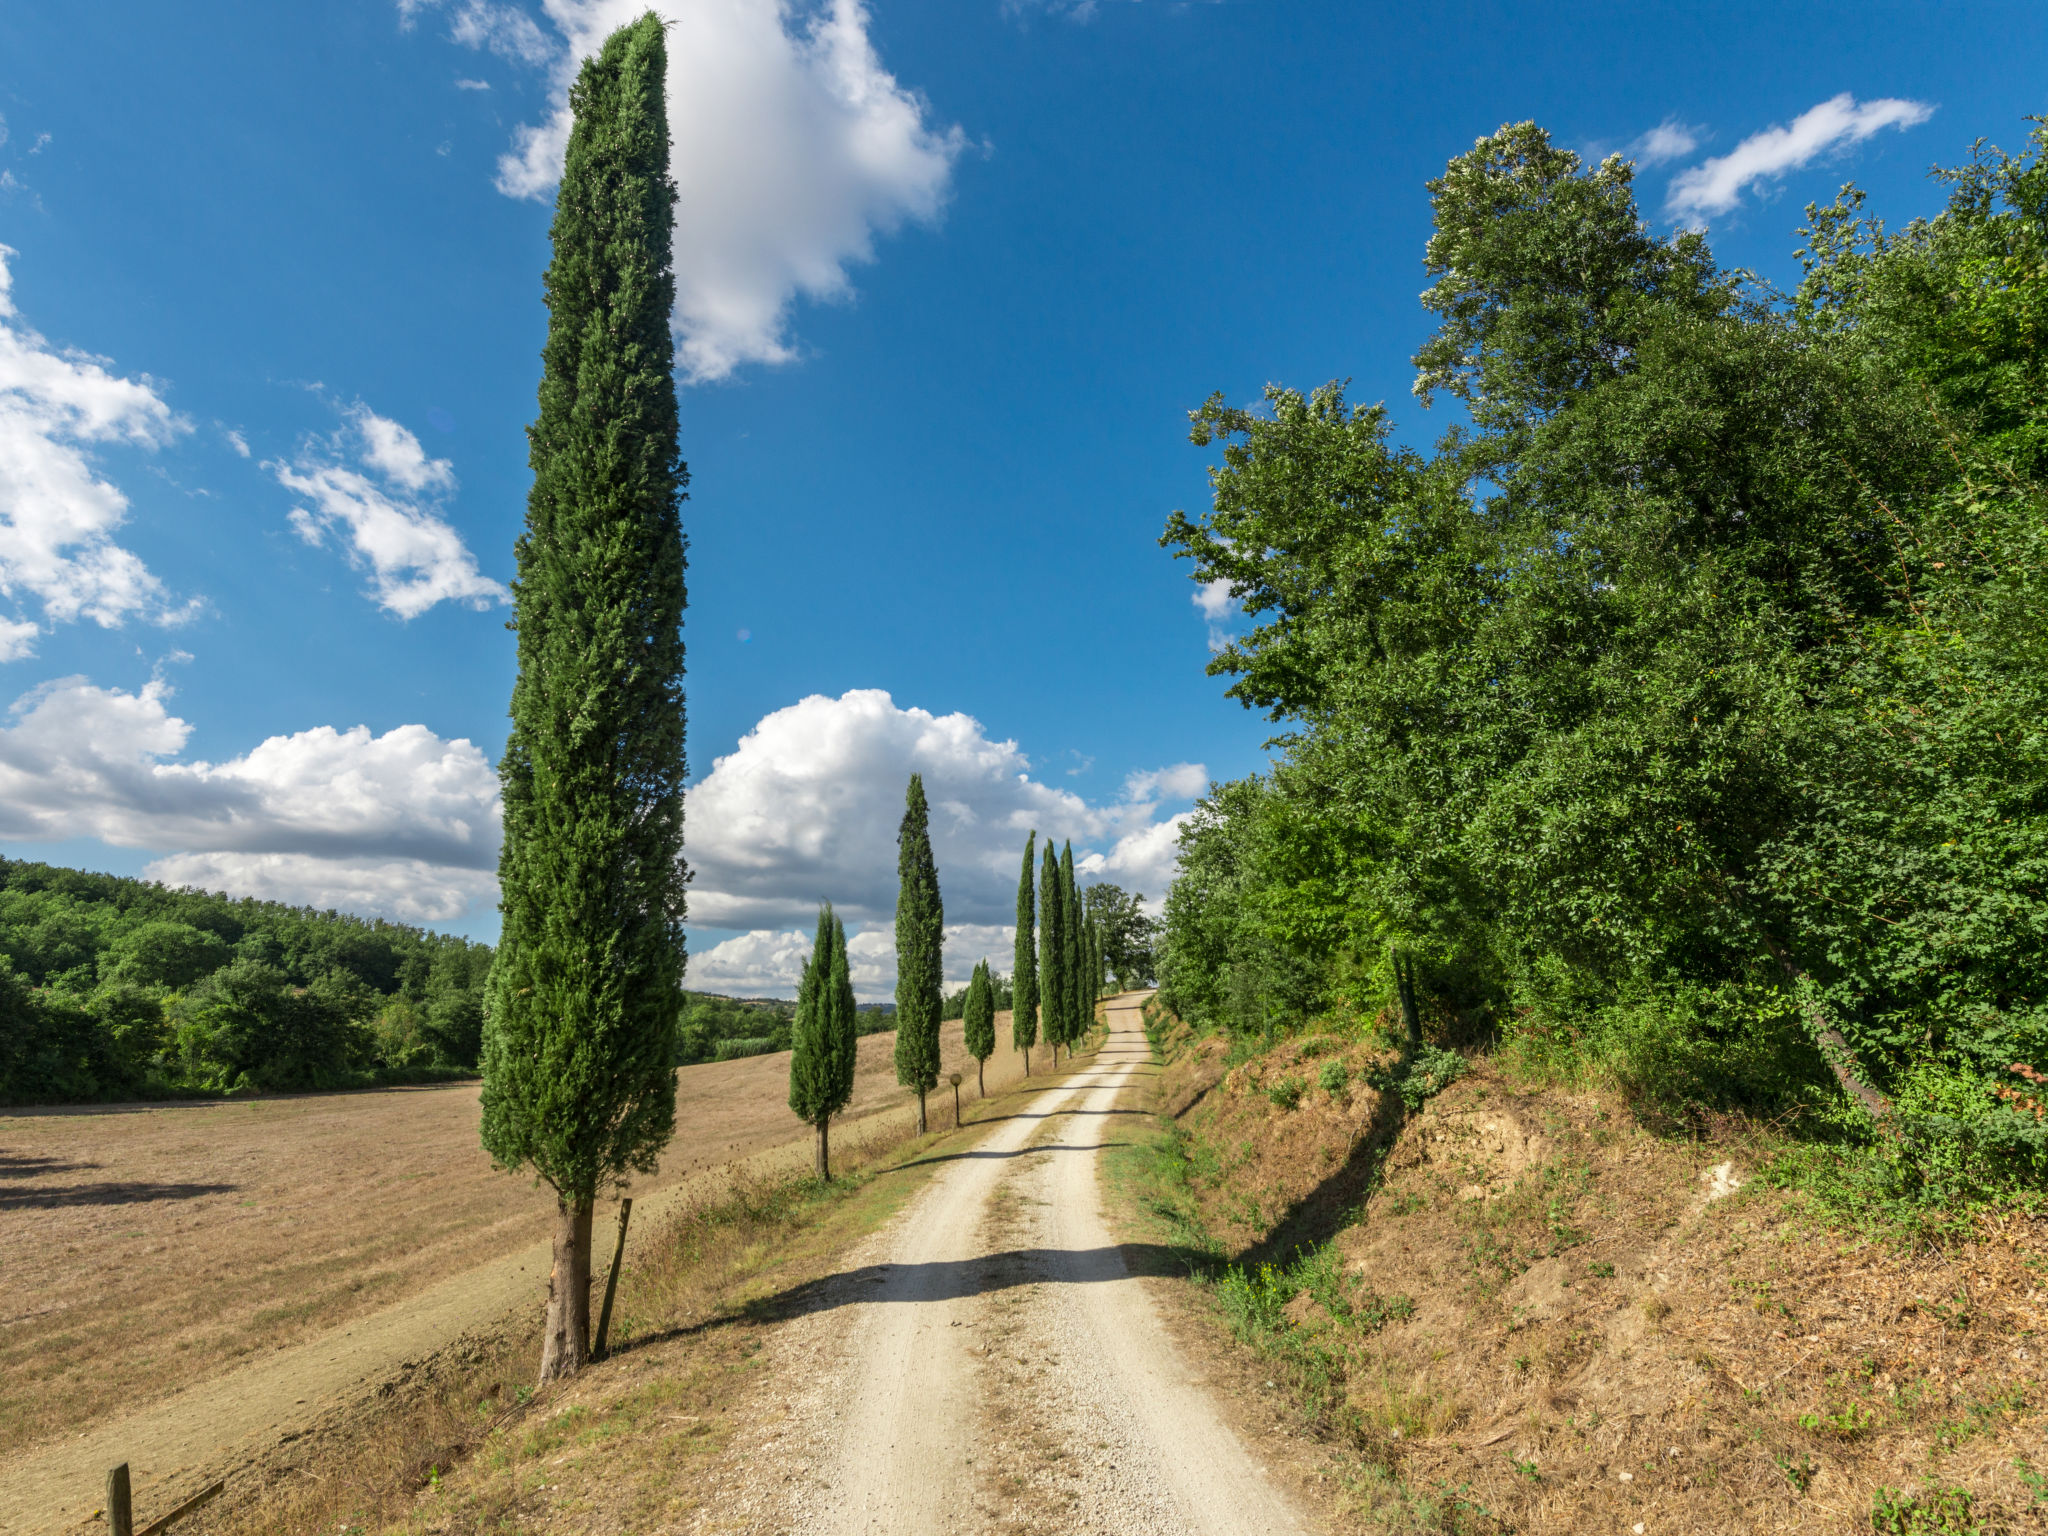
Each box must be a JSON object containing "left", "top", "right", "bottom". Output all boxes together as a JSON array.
[
  {"left": 686, "top": 688, "right": 1199, "bottom": 930},
  {"left": 0, "top": 244, "right": 192, "bottom": 655},
  {"left": 456, "top": 0, "right": 965, "bottom": 382},
  {"left": 0, "top": 676, "right": 501, "bottom": 923},
  {"left": 695, "top": 919, "right": 1022, "bottom": 1002},
  {"left": 1666, "top": 93, "right": 1934, "bottom": 222},
  {"left": 272, "top": 403, "right": 506, "bottom": 619}
]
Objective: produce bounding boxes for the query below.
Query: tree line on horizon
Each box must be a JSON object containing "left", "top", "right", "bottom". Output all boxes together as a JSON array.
[
  {"left": 1156, "top": 115, "right": 2048, "bottom": 1217},
  {"left": 0, "top": 857, "right": 492, "bottom": 1104}
]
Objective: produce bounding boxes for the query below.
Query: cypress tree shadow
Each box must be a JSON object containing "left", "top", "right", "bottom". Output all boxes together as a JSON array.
[
  {"left": 0, "top": 1152, "right": 99, "bottom": 1177},
  {"left": 1, "top": 1179, "right": 238, "bottom": 1211}
]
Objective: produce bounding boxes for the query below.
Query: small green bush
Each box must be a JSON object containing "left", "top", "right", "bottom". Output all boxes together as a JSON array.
[
  {"left": 1318, "top": 1059, "right": 1351, "bottom": 1094},
  {"left": 713, "top": 1036, "right": 778, "bottom": 1062},
  {"left": 1870, "top": 1477, "right": 1983, "bottom": 1535},
  {"left": 1267, "top": 1076, "right": 1305, "bottom": 1110}
]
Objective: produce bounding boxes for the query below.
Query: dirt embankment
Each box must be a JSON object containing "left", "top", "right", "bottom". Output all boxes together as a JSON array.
[
  {"left": 1133, "top": 1015, "right": 2048, "bottom": 1533},
  {"left": 0, "top": 1013, "right": 1040, "bottom": 1533}
]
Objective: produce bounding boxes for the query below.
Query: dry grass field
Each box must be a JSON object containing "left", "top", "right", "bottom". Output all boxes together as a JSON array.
[{"left": 0, "top": 1013, "right": 1038, "bottom": 1462}]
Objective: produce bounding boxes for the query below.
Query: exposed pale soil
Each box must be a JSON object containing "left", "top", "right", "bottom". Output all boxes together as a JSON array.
[{"left": 0, "top": 1016, "right": 1038, "bottom": 1534}]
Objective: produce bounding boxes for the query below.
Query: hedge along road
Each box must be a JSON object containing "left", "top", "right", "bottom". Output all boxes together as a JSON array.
[
  {"left": 0, "top": 1015, "right": 1039, "bottom": 1536},
  {"left": 746, "top": 995, "right": 1309, "bottom": 1535}
]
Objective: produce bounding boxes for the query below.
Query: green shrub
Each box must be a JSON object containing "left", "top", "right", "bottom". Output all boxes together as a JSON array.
[
  {"left": 1267, "top": 1076, "right": 1305, "bottom": 1110},
  {"left": 1870, "top": 1477, "right": 1983, "bottom": 1535},
  {"left": 713, "top": 1036, "right": 779, "bottom": 1062},
  {"left": 1319, "top": 1059, "right": 1351, "bottom": 1094}
]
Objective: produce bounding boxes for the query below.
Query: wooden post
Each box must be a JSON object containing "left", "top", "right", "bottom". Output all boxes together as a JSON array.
[
  {"left": 949, "top": 1071, "right": 962, "bottom": 1126},
  {"left": 108, "top": 1464, "right": 132, "bottom": 1536},
  {"left": 592, "top": 1197, "right": 632, "bottom": 1363}
]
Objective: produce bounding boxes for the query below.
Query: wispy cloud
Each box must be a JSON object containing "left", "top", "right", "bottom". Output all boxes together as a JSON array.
[
  {"left": 271, "top": 403, "right": 505, "bottom": 619},
  {"left": 1629, "top": 118, "right": 1700, "bottom": 167},
  {"left": 1666, "top": 93, "right": 1934, "bottom": 223}
]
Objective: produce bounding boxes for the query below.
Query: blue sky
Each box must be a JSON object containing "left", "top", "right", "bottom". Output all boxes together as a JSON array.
[{"left": 0, "top": 0, "right": 2038, "bottom": 996}]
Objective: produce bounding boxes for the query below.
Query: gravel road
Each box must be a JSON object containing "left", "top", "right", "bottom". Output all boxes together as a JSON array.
[{"left": 731, "top": 997, "right": 1309, "bottom": 1536}]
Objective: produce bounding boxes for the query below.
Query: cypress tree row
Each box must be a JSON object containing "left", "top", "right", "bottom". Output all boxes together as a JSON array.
[
  {"left": 788, "top": 905, "right": 856, "bottom": 1180},
  {"left": 894, "top": 773, "right": 943, "bottom": 1132},
  {"left": 1012, "top": 832, "right": 1038, "bottom": 1074},
  {"left": 480, "top": 13, "right": 687, "bottom": 1388},
  {"left": 962, "top": 958, "right": 995, "bottom": 1097},
  {"left": 1038, "top": 839, "right": 1066, "bottom": 1064}
]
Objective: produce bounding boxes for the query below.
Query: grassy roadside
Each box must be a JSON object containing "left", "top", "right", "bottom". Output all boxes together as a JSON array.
[
  {"left": 179, "top": 1050, "right": 1099, "bottom": 1536},
  {"left": 1103, "top": 1004, "right": 2048, "bottom": 1535}
]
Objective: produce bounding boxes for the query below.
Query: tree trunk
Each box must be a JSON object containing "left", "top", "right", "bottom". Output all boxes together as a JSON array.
[
  {"left": 916, "top": 1089, "right": 928, "bottom": 1134},
  {"left": 816, "top": 1116, "right": 831, "bottom": 1181},
  {"left": 977, "top": 1059, "right": 985, "bottom": 1097},
  {"left": 1755, "top": 936, "right": 1892, "bottom": 1127},
  {"left": 1395, "top": 949, "right": 1421, "bottom": 1048},
  {"left": 537, "top": 1194, "right": 594, "bottom": 1385},
  {"left": 1022, "top": 1046, "right": 1030, "bottom": 1076}
]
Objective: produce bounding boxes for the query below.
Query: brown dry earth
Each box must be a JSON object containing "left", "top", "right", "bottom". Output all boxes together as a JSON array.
[
  {"left": 702, "top": 996, "right": 1310, "bottom": 1535},
  {"left": 0, "top": 1014, "right": 1037, "bottom": 1535}
]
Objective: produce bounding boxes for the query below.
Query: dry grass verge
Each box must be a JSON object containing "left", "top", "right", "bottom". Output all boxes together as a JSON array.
[{"left": 1109, "top": 1011, "right": 2048, "bottom": 1534}]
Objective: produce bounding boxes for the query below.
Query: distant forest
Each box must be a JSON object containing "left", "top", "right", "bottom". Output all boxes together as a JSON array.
[
  {"left": 0, "top": 859, "right": 493, "bottom": 1104},
  {"left": 0, "top": 858, "right": 920, "bottom": 1105}
]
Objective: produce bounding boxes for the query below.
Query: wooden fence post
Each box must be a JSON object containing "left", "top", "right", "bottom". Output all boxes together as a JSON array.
[
  {"left": 107, "top": 1465, "right": 132, "bottom": 1536},
  {"left": 592, "top": 1197, "right": 633, "bottom": 1362}
]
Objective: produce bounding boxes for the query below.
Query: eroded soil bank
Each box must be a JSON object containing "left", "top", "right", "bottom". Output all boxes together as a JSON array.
[{"left": 1115, "top": 1010, "right": 2048, "bottom": 1533}]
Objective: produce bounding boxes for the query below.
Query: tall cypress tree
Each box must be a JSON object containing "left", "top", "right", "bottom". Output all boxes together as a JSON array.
[
  {"left": 827, "top": 909, "right": 857, "bottom": 1122},
  {"left": 480, "top": 13, "right": 686, "bottom": 1388},
  {"left": 1060, "top": 841, "right": 1083, "bottom": 1060},
  {"left": 962, "top": 958, "right": 995, "bottom": 1097},
  {"left": 788, "top": 906, "right": 854, "bottom": 1179},
  {"left": 1012, "top": 832, "right": 1038, "bottom": 1073},
  {"left": 894, "top": 773, "right": 943, "bottom": 1131},
  {"left": 1039, "top": 839, "right": 1066, "bottom": 1064}
]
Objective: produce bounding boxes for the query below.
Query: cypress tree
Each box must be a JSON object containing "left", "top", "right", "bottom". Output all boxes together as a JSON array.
[
  {"left": 894, "top": 773, "right": 943, "bottom": 1131},
  {"left": 1060, "top": 841, "right": 1083, "bottom": 1060},
  {"left": 788, "top": 906, "right": 854, "bottom": 1179},
  {"left": 1012, "top": 832, "right": 1038, "bottom": 1074},
  {"left": 827, "top": 910, "right": 857, "bottom": 1120},
  {"left": 962, "top": 958, "right": 995, "bottom": 1097},
  {"left": 479, "top": 13, "right": 686, "bottom": 1388},
  {"left": 1039, "top": 840, "right": 1066, "bottom": 1064}
]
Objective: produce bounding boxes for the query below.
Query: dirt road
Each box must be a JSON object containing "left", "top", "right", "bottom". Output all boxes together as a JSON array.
[
  {"left": 735, "top": 997, "right": 1308, "bottom": 1535},
  {"left": 0, "top": 1016, "right": 1039, "bottom": 1536}
]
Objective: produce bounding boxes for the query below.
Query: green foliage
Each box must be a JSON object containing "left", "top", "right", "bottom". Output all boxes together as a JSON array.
[
  {"left": 674, "top": 992, "right": 794, "bottom": 1064},
  {"left": 1013, "top": 831, "right": 1038, "bottom": 1055},
  {"left": 1870, "top": 1478, "right": 1986, "bottom": 1535},
  {"left": 1157, "top": 113, "right": 2048, "bottom": 1216},
  {"left": 1266, "top": 1076, "right": 1305, "bottom": 1110},
  {"left": 789, "top": 906, "right": 857, "bottom": 1126},
  {"left": 714, "top": 1037, "right": 777, "bottom": 1062},
  {"left": 482, "top": 14, "right": 687, "bottom": 1202},
  {"left": 0, "top": 859, "right": 492, "bottom": 1104},
  {"left": 1367, "top": 1045, "right": 1467, "bottom": 1110},
  {"left": 962, "top": 958, "right": 996, "bottom": 1066},
  {"left": 892, "top": 774, "right": 943, "bottom": 1103},
  {"left": 1038, "top": 838, "right": 1068, "bottom": 1049},
  {"left": 1318, "top": 1059, "right": 1350, "bottom": 1094}
]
